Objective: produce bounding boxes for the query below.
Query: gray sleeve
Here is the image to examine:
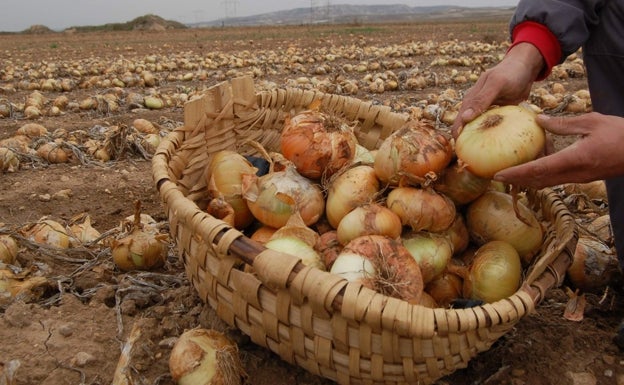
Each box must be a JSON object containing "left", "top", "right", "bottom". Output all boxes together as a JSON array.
[{"left": 510, "top": 0, "right": 606, "bottom": 61}]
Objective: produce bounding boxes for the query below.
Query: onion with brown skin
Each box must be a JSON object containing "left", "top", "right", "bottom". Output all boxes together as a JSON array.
[
  {"left": 325, "top": 164, "right": 380, "bottom": 229},
  {"left": 336, "top": 203, "right": 402, "bottom": 245},
  {"left": 466, "top": 190, "right": 543, "bottom": 265},
  {"left": 169, "top": 328, "right": 245, "bottom": 385},
  {"left": 386, "top": 186, "right": 456, "bottom": 233},
  {"left": 463, "top": 240, "right": 522, "bottom": 303},
  {"left": 434, "top": 160, "right": 491, "bottom": 206},
  {"left": 331, "top": 235, "right": 424, "bottom": 303},
  {"left": 280, "top": 103, "right": 358, "bottom": 180},
  {"left": 567, "top": 236, "right": 620, "bottom": 292},
  {"left": 374, "top": 120, "right": 453, "bottom": 186},
  {"left": 242, "top": 165, "right": 324, "bottom": 229}
]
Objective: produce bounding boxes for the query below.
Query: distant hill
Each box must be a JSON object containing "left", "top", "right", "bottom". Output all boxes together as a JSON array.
[
  {"left": 9, "top": 4, "right": 516, "bottom": 35},
  {"left": 192, "top": 4, "right": 516, "bottom": 27}
]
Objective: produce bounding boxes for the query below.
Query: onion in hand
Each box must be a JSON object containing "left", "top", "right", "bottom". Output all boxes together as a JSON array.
[{"left": 455, "top": 104, "right": 545, "bottom": 179}]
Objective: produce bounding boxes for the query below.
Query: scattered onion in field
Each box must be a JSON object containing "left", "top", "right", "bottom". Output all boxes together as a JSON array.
[
  {"left": 455, "top": 104, "right": 545, "bottom": 179},
  {"left": 0, "top": 235, "right": 18, "bottom": 264},
  {"left": 68, "top": 214, "right": 102, "bottom": 246},
  {"left": 0, "top": 148, "right": 19, "bottom": 172},
  {"left": 25, "top": 219, "right": 70, "bottom": 249},
  {"left": 112, "top": 201, "right": 169, "bottom": 271},
  {"left": 567, "top": 236, "right": 620, "bottom": 292},
  {"left": 169, "top": 328, "right": 245, "bottom": 385}
]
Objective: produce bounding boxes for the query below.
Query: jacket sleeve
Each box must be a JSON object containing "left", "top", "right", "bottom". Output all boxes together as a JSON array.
[{"left": 510, "top": 0, "right": 605, "bottom": 70}]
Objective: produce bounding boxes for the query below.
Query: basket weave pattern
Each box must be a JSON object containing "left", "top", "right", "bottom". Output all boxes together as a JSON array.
[{"left": 152, "top": 76, "right": 578, "bottom": 384}]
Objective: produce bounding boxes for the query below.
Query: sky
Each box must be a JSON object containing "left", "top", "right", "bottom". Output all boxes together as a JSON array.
[{"left": 1, "top": 0, "right": 519, "bottom": 32}]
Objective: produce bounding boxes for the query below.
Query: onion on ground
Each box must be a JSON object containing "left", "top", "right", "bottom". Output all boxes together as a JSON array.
[
  {"left": 0, "top": 235, "right": 18, "bottom": 264},
  {"left": 567, "top": 236, "right": 620, "bottom": 292},
  {"left": 169, "top": 328, "right": 245, "bottom": 385},
  {"left": 24, "top": 218, "right": 70, "bottom": 249}
]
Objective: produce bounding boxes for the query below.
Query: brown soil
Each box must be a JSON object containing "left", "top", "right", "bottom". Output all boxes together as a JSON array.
[{"left": 1, "top": 20, "right": 623, "bottom": 385}]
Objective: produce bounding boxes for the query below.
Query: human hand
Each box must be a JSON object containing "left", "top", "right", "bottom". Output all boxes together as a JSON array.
[
  {"left": 451, "top": 43, "right": 545, "bottom": 137},
  {"left": 493, "top": 112, "right": 624, "bottom": 189}
]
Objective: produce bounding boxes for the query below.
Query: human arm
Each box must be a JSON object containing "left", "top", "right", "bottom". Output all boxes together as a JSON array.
[{"left": 493, "top": 113, "right": 624, "bottom": 188}]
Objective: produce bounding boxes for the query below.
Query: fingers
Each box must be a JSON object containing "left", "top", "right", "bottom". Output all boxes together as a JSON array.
[{"left": 536, "top": 114, "right": 594, "bottom": 136}]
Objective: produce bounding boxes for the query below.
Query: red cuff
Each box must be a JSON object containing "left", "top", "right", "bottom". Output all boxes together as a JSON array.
[{"left": 510, "top": 21, "right": 562, "bottom": 80}]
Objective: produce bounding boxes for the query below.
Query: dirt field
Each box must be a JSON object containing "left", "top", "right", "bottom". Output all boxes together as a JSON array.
[{"left": 1, "top": 19, "right": 623, "bottom": 385}]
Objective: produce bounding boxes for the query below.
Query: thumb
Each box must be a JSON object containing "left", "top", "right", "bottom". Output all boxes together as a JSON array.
[{"left": 536, "top": 114, "right": 591, "bottom": 136}]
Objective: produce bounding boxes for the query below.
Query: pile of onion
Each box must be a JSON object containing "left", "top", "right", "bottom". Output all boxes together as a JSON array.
[{"left": 455, "top": 104, "right": 545, "bottom": 178}]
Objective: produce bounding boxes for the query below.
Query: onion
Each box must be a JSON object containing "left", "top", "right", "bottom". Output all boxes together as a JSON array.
[
  {"left": 207, "top": 150, "right": 258, "bottom": 230},
  {"left": 249, "top": 225, "right": 276, "bottom": 244},
  {"left": 464, "top": 240, "right": 522, "bottom": 303},
  {"left": 433, "top": 160, "right": 490, "bottom": 206},
  {"left": 0, "top": 235, "right": 18, "bottom": 264},
  {"left": 0, "top": 148, "right": 20, "bottom": 172},
  {"left": 280, "top": 105, "right": 357, "bottom": 179},
  {"left": 373, "top": 120, "right": 453, "bottom": 186},
  {"left": 25, "top": 219, "right": 70, "bottom": 249},
  {"left": 441, "top": 214, "right": 470, "bottom": 256},
  {"left": 68, "top": 214, "right": 102, "bottom": 246},
  {"left": 567, "top": 236, "right": 619, "bottom": 292},
  {"left": 336, "top": 203, "right": 402, "bottom": 245},
  {"left": 112, "top": 201, "right": 169, "bottom": 271},
  {"left": 466, "top": 190, "right": 543, "bottom": 265},
  {"left": 386, "top": 186, "right": 456, "bottom": 232},
  {"left": 325, "top": 164, "right": 380, "bottom": 228},
  {"left": 330, "top": 235, "right": 424, "bottom": 303},
  {"left": 265, "top": 236, "right": 325, "bottom": 270},
  {"left": 402, "top": 232, "right": 454, "bottom": 284},
  {"left": 417, "top": 291, "right": 439, "bottom": 308},
  {"left": 36, "top": 141, "right": 71, "bottom": 163},
  {"left": 169, "top": 328, "right": 244, "bottom": 385},
  {"left": 425, "top": 271, "right": 463, "bottom": 307},
  {"left": 455, "top": 104, "right": 546, "bottom": 178},
  {"left": 316, "top": 230, "right": 342, "bottom": 269},
  {"left": 242, "top": 165, "right": 324, "bottom": 228}
]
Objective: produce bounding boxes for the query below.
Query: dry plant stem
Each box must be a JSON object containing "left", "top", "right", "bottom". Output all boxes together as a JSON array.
[
  {"left": 112, "top": 321, "right": 142, "bottom": 385},
  {"left": 510, "top": 184, "right": 534, "bottom": 227}
]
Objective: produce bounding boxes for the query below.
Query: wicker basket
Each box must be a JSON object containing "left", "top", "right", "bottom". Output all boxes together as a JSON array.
[{"left": 152, "top": 76, "right": 578, "bottom": 385}]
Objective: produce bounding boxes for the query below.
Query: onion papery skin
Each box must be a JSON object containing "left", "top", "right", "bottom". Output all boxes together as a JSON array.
[
  {"left": 336, "top": 203, "right": 402, "bottom": 245},
  {"left": 464, "top": 240, "right": 522, "bottom": 303},
  {"left": 265, "top": 236, "right": 325, "bottom": 271},
  {"left": 402, "top": 232, "right": 454, "bottom": 284},
  {"left": 455, "top": 104, "right": 545, "bottom": 179},
  {"left": 0, "top": 235, "right": 18, "bottom": 264},
  {"left": 332, "top": 235, "right": 424, "bottom": 303},
  {"left": 325, "top": 164, "right": 380, "bottom": 229},
  {"left": 442, "top": 214, "right": 470, "bottom": 256},
  {"left": 386, "top": 186, "right": 456, "bottom": 232},
  {"left": 567, "top": 236, "right": 620, "bottom": 292},
  {"left": 466, "top": 190, "right": 543, "bottom": 265},
  {"left": 373, "top": 121, "right": 453, "bottom": 186},
  {"left": 242, "top": 166, "right": 324, "bottom": 229},
  {"left": 169, "top": 328, "right": 244, "bottom": 385},
  {"left": 27, "top": 219, "right": 70, "bottom": 249},
  {"left": 207, "top": 150, "right": 257, "bottom": 230},
  {"left": 280, "top": 109, "right": 357, "bottom": 180},
  {"left": 425, "top": 271, "right": 463, "bottom": 307},
  {"left": 434, "top": 160, "right": 491, "bottom": 206}
]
